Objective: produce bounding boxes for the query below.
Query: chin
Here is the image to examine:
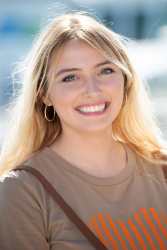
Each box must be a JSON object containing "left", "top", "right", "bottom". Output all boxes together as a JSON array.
[{"left": 78, "top": 123, "right": 113, "bottom": 134}]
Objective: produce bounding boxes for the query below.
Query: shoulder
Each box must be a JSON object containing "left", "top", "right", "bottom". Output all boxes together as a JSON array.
[
  {"left": 0, "top": 149, "right": 52, "bottom": 202},
  {"left": 0, "top": 147, "right": 61, "bottom": 199},
  {"left": 0, "top": 165, "right": 49, "bottom": 230},
  {"left": 0, "top": 168, "right": 45, "bottom": 204},
  {"left": 20, "top": 147, "right": 59, "bottom": 175},
  {"left": 139, "top": 159, "right": 167, "bottom": 186},
  {"left": 124, "top": 144, "right": 167, "bottom": 181},
  {"left": 0, "top": 168, "right": 49, "bottom": 249}
]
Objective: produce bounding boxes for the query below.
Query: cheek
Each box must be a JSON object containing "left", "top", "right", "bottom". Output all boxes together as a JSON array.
[
  {"left": 49, "top": 85, "right": 78, "bottom": 109},
  {"left": 108, "top": 75, "right": 124, "bottom": 99}
]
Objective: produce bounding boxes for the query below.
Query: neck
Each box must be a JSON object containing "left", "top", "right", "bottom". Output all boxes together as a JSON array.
[{"left": 50, "top": 129, "right": 126, "bottom": 178}]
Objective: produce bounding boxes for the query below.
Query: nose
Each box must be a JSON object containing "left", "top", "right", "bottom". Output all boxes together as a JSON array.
[{"left": 82, "top": 77, "right": 102, "bottom": 98}]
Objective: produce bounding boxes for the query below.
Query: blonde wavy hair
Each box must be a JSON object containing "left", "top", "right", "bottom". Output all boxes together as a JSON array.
[{"left": 0, "top": 12, "right": 167, "bottom": 176}]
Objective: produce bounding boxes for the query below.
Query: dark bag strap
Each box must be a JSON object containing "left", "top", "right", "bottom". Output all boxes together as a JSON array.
[{"left": 14, "top": 166, "right": 107, "bottom": 250}]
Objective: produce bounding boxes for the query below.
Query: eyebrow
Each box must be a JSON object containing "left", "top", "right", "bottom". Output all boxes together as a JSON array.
[
  {"left": 55, "top": 60, "right": 111, "bottom": 78},
  {"left": 95, "top": 60, "right": 111, "bottom": 68}
]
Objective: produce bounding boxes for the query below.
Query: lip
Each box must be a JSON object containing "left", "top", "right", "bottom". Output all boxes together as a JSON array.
[{"left": 75, "top": 101, "right": 110, "bottom": 116}]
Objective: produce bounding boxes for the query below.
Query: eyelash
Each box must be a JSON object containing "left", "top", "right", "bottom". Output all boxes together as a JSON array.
[
  {"left": 62, "top": 67, "right": 114, "bottom": 82},
  {"left": 62, "top": 75, "right": 77, "bottom": 82},
  {"left": 99, "top": 68, "right": 114, "bottom": 75}
]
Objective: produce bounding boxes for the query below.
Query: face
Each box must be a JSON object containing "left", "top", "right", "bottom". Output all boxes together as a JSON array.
[{"left": 45, "top": 40, "right": 124, "bottom": 135}]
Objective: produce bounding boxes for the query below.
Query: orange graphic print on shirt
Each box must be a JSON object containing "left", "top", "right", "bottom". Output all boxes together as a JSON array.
[{"left": 88, "top": 208, "right": 167, "bottom": 249}]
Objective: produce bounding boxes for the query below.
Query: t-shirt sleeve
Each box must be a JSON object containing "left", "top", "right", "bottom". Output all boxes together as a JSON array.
[{"left": 0, "top": 174, "right": 49, "bottom": 250}]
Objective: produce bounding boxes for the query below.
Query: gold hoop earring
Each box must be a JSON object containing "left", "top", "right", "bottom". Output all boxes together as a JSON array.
[{"left": 44, "top": 106, "right": 56, "bottom": 122}]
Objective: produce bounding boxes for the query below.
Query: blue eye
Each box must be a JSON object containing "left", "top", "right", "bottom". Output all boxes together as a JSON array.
[
  {"left": 62, "top": 75, "right": 76, "bottom": 82},
  {"left": 100, "top": 68, "right": 114, "bottom": 75}
]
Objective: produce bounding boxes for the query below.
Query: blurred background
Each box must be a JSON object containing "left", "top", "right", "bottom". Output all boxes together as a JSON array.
[{"left": 0, "top": 0, "right": 167, "bottom": 148}]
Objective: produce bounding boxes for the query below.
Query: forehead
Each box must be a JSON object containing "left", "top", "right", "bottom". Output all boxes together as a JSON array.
[{"left": 54, "top": 40, "right": 109, "bottom": 70}]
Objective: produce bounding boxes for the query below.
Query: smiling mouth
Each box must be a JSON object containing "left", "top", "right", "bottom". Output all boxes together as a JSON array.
[{"left": 75, "top": 102, "right": 110, "bottom": 113}]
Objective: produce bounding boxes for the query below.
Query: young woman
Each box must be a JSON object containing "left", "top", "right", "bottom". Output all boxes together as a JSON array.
[{"left": 0, "top": 12, "right": 167, "bottom": 250}]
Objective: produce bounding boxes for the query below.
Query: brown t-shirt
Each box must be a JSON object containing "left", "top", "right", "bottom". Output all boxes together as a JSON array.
[{"left": 0, "top": 144, "right": 167, "bottom": 249}]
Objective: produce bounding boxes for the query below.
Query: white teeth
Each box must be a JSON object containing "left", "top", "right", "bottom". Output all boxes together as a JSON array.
[
  {"left": 83, "top": 107, "right": 87, "bottom": 112},
  {"left": 95, "top": 105, "right": 99, "bottom": 111},
  {"left": 90, "top": 107, "right": 94, "bottom": 112},
  {"left": 77, "top": 103, "right": 106, "bottom": 113}
]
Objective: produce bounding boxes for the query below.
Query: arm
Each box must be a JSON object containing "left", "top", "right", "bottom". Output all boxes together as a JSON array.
[{"left": 0, "top": 173, "right": 49, "bottom": 250}]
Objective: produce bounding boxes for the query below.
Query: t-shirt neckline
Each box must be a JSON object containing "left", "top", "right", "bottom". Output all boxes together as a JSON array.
[{"left": 43, "top": 144, "right": 137, "bottom": 186}]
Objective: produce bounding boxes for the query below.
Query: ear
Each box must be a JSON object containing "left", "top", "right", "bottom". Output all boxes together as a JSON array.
[{"left": 40, "top": 88, "right": 53, "bottom": 106}]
